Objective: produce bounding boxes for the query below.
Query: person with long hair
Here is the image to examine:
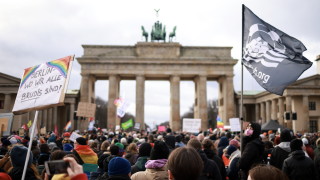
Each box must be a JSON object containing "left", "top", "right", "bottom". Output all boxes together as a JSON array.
[{"left": 248, "top": 164, "right": 288, "bottom": 180}]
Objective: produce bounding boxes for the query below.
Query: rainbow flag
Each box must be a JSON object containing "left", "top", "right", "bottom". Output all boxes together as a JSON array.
[
  {"left": 217, "top": 115, "right": 224, "bottom": 129},
  {"left": 64, "top": 121, "right": 72, "bottom": 131}
]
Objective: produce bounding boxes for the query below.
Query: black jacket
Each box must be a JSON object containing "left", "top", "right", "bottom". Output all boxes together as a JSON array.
[
  {"left": 282, "top": 150, "right": 317, "bottom": 180},
  {"left": 238, "top": 138, "right": 264, "bottom": 179},
  {"left": 203, "top": 149, "right": 227, "bottom": 180},
  {"left": 198, "top": 150, "right": 222, "bottom": 180},
  {"left": 270, "top": 146, "right": 290, "bottom": 169}
]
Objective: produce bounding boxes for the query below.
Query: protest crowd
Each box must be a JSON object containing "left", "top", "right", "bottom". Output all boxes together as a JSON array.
[{"left": 0, "top": 123, "right": 319, "bottom": 180}]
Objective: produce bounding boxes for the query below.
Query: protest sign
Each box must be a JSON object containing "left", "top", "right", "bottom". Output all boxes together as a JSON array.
[
  {"left": 115, "top": 125, "right": 120, "bottom": 131},
  {"left": 157, "top": 126, "right": 166, "bottom": 132},
  {"left": 69, "top": 132, "right": 82, "bottom": 142},
  {"left": 229, "top": 118, "right": 241, "bottom": 132},
  {"left": 76, "top": 102, "right": 96, "bottom": 118},
  {"left": 0, "top": 113, "right": 14, "bottom": 136},
  {"left": 121, "top": 119, "right": 133, "bottom": 130},
  {"left": 134, "top": 122, "right": 140, "bottom": 130},
  {"left": 12, "top": 56, "right": 74, "bottom": 114},
  {"left": 114, "top": 98, "right": 130, "bottom": 118},
  {"left": 183, "top": 118, "right": 201, "bottom": 133}
]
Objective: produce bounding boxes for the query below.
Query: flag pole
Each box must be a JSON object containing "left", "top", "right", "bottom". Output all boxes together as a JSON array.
[
  {"left": 240, "top": 4, "right": 245, "bottom": 154},
  {"left": 22, "top": 110, "right": 39, "bottom": 180}
]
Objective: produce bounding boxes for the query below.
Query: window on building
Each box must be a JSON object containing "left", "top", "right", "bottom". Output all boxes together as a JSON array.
[
  {"left": 310, "top": 120, "right": 318, "bottom": 133},
  {"left": 309, "top": 102, "right": 316, "bottom": 111},
  {"left": 0, "top": 100, "right": 4, "bottom": 109}
]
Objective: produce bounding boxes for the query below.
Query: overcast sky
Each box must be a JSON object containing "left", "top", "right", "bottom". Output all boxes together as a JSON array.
[{"left": 1, "top": 0, "right": 319, "bottom": 128}]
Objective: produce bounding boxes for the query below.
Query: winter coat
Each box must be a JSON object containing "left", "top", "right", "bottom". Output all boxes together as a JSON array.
[
  {"left": 238, "top": 137, "right": 264, "bottom": 180},
  {"left": 131, "top": 159, "right": 168, "bottom": 180},
  {"left": 282, "top": 150, "right": 317, "bottom": 180},
  {"left": 8, "top": 167, "right": 39, "bottom": 180},
  {"left": 227, "top": 149, "right": 241, "bottom": 180},
  {"left": 131, "top": 156, "right": 149, "bottom": 175},
  {"left": 198, "top": 150, "right": 222, "bottom": 180},
  {"left": 270, "top": 142, "right": 291, "bottom": 170},
  {"left": 203, "top": 149, "right": 227, "bottom": 180},
  {"left": 124, "top": 152, "right": 138, "bottom": 166},
  {"left": 217, "top": 137, "right": 229, "bottom": 158}
]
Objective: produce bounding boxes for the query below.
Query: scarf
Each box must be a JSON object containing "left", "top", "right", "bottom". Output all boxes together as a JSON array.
[{"left": 74, "top": 145, "right": 98, "bottom": 164}]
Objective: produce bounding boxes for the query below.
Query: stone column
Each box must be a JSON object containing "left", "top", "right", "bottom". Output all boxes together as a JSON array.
[
  {"left": 70, "top": 102, "right": 75, "bottom": 130},
  {"left": 170, "top": 75, "right": 180, "bottom": 131},
  {"left": 266, "top": 100, "right": 271, "bottom": 122},
  {"left": 42, "top": 109, "right": 47, "bottom": 130},
  {"left": 53, "top": 106, "right": 58, "bottom": 133},
  {"left": 88, "top": 75, "right": 96, "bottom": 103},
  {"left": 136, "top": 75, "right": 145, "bottom": 130},
  {"left": 278, "top": 98, "right": 284, "bottom": 125},
  {"left": 300, "top": 95, "right": 309, "bottom": 132},
  {"left": 107, "top": 75, "right": 120, "bottom": 129},
  {"left": 285, "top": 96, "right": 292, "bottom": 129},
  {"left": 4, "top": 93, "right": 11, "bottom": 112},
  {"left": 47, "top": 108, "right": 53, "bottom": 131},
  {"left": 260, "top": 102, "right": 266, "bottom": 124},
  {"left": 194, "top": 76, "right": 207, "bottom": 131},
  {"left": 80, "top": 74, "right": 90, "bottom": 102},
  {"left": 218, "top": 75, "right": 235, "bottom": 125},
  {"left": 271, "top": 99, "right": 277, "bottom": 120},
  {"left": 255, "top": 103, "right": 260, "bottom": 122}
]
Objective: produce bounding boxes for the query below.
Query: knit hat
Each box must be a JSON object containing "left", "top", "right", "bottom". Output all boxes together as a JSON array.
[
  {"left": 290, "top": 139, "right": 303, "bottom": 152},
  {"left": 226, "top": 145, "right": 237, "bottom": 156},
  {"left": 115, "top": 142, "right": 124, "bottom": 150},
  {"left": 229, "top": 139, "right": 240, "bottom": 148},
  {"left": 302, "top": 138, "right": 308, "bottom": 145},
  {"left": 138, "top": 143, "right": 152, "bottom": 157},
  {"left": 76, "top": 137, "right": 87, "bottom": 145},
  {"left": 9, "top": 137, "right": 17, "bottom": 144},
  {"left": 63, "top": 143, "right": 73, "bottom": 152},
  {"left": 108, "top": 157, "right": 131, "bottom": 176},
  {"left": 10, "top": 145, "right": 33, "bottom": 167},
  {"left": 150, "top": 141, "right": 170, "bottom": 160},
  {"left": 280, "top": 129, "right": 292, "bottom": 142},
  {"left": 63, "top": 132, "right": 71, "bottom": 137},
  {"left": 2, "top": 139, "right": 11, "bottom": 146}
]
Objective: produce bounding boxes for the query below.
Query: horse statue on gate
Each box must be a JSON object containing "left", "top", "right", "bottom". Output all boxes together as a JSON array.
[
  {"left": 169, "top": 26, "right": 177, "bottom": 42},
  {"left": 141, "top": 26, "right": 148, "bottom": 42},
  {"left": 151, "top": 21, "right": 166, "bottom": 42}
]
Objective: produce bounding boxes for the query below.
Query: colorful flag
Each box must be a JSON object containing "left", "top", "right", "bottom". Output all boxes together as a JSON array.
[
  {"left": 54, "top": 125, "right": 59, "bottom": 137},
  {"left": 242, "top": 5, "right": 312, "bottom": 95},
  {"left": 121, "top": 118, "right": 133, "bottom": 130},
  {"left": 217, "top": 115, "right": 224, "bottom": 129},
  {"left": 64, "top": 121, "right": 72, "bottom": 131},
  {"left": 27, "top": 120, "right": 32, "bottom": 128}
]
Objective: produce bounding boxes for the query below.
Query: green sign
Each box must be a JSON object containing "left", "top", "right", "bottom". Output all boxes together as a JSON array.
[{"left": 121, "top": 119, "right": 133, "bottom": 130}]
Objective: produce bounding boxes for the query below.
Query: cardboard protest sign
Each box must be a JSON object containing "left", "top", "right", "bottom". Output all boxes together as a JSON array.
[
  {"left": 0, "top": 113, "right": 14, "bottom": 136},
  {"left": 76, "top": 102, "right": 96, "bottom": 118},
  {"left": 183, "top": 118, "right": 201, "bottom": 133},
  {"left": 114, "top": 98, "right": 130, "bottom": 118},
  {"left": 12, "top": 56, "right": 74, "bottom": 114},
  {"left": 69, "top": 132, "right": 82, "bottom": 142},
  {"left": 229, "top": 118, "right": 241, "bottom": 132},
  {"left": 134, "top": 122, "right": 140, "bottom": 130}
]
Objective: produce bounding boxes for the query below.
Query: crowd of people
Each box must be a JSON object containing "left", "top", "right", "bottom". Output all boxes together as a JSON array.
[{"left": 0, "top": 123, "right": 319, "bottom": 180}]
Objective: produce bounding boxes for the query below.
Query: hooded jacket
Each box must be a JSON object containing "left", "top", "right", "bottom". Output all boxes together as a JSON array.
[
  {"left": 198, "top": 150, "right": 222, "bottom": 180},
  {"left": 131, "top": 159, "right": 168, "bottom": 180},
  {"left": 270, "top": 142, "right": 291, "bottom": 169},
  {"left": 282, "top": 150, "right": 317, "bottom": 180}
]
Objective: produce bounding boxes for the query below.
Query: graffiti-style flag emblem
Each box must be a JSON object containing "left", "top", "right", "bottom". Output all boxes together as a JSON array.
[{"left": 242, "top": 5, "right": 312, "bottom": 95}]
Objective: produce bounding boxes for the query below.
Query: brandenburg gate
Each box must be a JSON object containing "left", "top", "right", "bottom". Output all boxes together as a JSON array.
[{"left": 77, "top": 42, "right": 237, "bottom": 131}]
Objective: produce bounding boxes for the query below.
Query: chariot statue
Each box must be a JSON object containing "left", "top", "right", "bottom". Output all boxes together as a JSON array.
[
  {"left": 141, "top": 26, "right": 148, "bottom": 42},
  {"left": 169, "top": 26, "right": 176, "bottom": 42},
  {"left": 151, "top": 21, "right": 166, "bottom": 42}
]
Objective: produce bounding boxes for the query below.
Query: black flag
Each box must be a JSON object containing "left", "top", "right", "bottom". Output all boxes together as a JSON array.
[{"left": 242, "top": 5, "right": 312, "bottom": 96}]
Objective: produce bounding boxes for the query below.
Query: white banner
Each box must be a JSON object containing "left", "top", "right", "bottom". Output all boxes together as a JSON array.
[
  {"left": 69, "top": 132, "right": 82, "bottom": 142},
  {"left": 229, "top": 118, "right": 241, "bottom": 132},
  {"left": 182, "top": 118, "right": 201, "bottom": 133},
  {"left": 12, "top": 56, "right": 74, "bottom": 114}
]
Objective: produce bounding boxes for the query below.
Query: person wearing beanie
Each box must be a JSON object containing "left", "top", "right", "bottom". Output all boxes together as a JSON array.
[
  {"left": 0, "top": 139, "right": 11, "bottom": 155},
  {"left": 131, "top": 142, "right": 152, "bottom": 175},
  {"left": 270, "top": 128, "right": 292, "bottom": 170},
  {"left": 131, "top": 141, "right": 169, "bottom": 180},
  {"left": 238, "top": 122, "right": 264, "bottom": 180},
  {"left": 63, "top": 143, "right": 74, "bottom": 153},
  {"left": 0, "top": 172, "right": 12, "bottom": 180},
  {"left": 73, "top": 137, "right": 98, "bottom": 165},
  {"left": 8, "top": 145, "right": 41, "bottom": 180},
  {"left": 302, "top": 137, "right": 314, "bottom": 159},
  {"left": 226, "top": 145, "right": 241, "bottom": 180},
  {"left": 282, "top": 139, "right": 317, "bottom": 180},
  {"left": 108, "top": 157, "right": 131, "bottom": 180}
]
